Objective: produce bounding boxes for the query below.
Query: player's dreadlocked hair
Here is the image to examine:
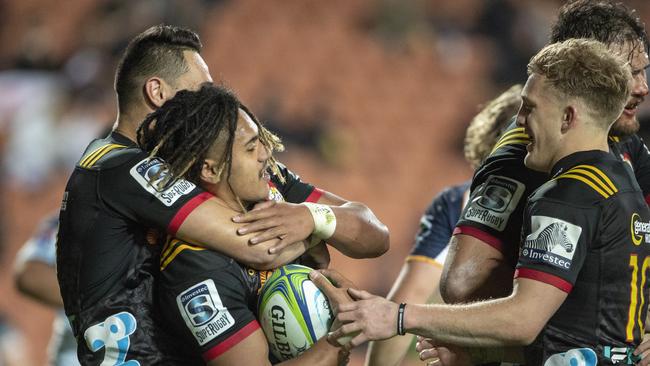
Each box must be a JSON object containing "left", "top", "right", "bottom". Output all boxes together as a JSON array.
[
  {"left": 464, "top": 84, "right": 522, "bottom": 169},
  {"left": 551, "top": 0, "right": 649, "bottom": 54},
  {"left": 137, "top": 84, "right": 285, "bottom": 191}
]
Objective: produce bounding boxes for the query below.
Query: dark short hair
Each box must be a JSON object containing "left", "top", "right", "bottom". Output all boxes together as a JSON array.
[
  {"left": 114, "top": 24, "right": 202, "bottom": 112},
  {"left": 551, "top": 0, "right": 648, "bottom": 53}
]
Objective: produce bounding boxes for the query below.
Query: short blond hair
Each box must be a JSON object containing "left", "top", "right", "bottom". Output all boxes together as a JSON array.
[
  {"left": 464, "top": 84, "right": 523, "bottom": 169},
  {"left": 528, "top": 38, "right": 631, "bottom": 127}
]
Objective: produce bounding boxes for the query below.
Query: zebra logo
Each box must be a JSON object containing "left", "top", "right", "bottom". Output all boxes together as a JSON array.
[
  {"left": 524, "top": 222, "right": 574, "bottom": 253},
  {"left": 522, "top": 216, "right": 581, "bottom": 268}
]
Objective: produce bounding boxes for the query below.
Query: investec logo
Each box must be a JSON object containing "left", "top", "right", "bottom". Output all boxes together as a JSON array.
[{"left": 631, "top": 213, "right": 650, "bottom": 245}]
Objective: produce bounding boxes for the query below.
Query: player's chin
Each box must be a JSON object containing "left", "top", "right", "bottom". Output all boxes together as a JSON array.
[{"left": 611, "top": 114, "right": 640, "bottom": 137}]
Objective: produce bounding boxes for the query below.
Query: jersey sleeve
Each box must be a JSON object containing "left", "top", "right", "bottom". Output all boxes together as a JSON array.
[
  {"left": 15, "top": 214, "right": 58, "bottom": 266},
  {"left": 628, "top": 135, "right": 650, "bottom": 204},
  {"left": 408, "top": 185, "right": 466, "bottom": 266},
  {"left": 100, "top": 154, "right": 213, "bottom": 235},
  {"left": 514, "top": 199, "right": 596, "bottom": 293},
  {"left": 159, "top": 260, "right": 260, "bottom": 363},
  {"left": 270, "top": 163, "right": 321, "bottom": 203},
  {"left": 454, "top": 155, "right": 546, "bottom": 263}
]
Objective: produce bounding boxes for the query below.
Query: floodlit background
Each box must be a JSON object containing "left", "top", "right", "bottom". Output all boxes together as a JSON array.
[{"left": 1, "top": 0, "right": 650, "bottom": 364}]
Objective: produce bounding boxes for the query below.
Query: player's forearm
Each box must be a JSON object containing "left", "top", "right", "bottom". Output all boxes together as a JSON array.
[
  {"left": 366, "top": 336, "right": 414, "bottom": 366},
  {"left": 404, "top": 295, "right": 539, "bottom": 347},
  {"left": 327, "top": 202, "right": 389, "bottom": 258},
  {"left": 14, "top": 261, "right": 64, "bottom": 308},
  {"left": 279, "top": 338, "right": 340, "bottom": 366}
]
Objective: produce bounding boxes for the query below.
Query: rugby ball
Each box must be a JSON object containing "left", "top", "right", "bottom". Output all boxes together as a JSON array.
[{"left": 258, "top": 264, "right": 333, "bottom": 361}]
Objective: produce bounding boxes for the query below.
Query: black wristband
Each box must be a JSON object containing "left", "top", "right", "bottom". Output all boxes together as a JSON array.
[{"left": 397, "top": 303, "right": 407, "bottom": 336}]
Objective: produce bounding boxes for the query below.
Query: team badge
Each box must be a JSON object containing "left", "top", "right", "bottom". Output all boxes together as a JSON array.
[
  {"left": 130, "top": 158, "right": 196, "bottom": 207},
  {"left": 463, "top": 175, "right": 525, "bottom": 231},
  {"left": 177, "top": 279, "right": 235, "bottom": 345},
  {"left": 521, "top": 216, "right": 581, "bottom": 270},
  {"left": 84, "top": 311, "right": 140, "bottom": 365}
]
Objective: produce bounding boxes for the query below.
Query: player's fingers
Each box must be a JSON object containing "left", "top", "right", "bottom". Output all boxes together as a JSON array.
[
  {"left": 346, "top": 332, "right": 369, "bottom": 351},
  {"left": 248, "top": 226, "right": 286, "bottom": 244},
  {"left": 237, "top": 219, "right": 279, "bottom": 236},
  {"left": 337, "top": 302, "right": 358, "bottom": 312},
  {"left": 251, "top": 200, "right": 276, "bottom": 211},
  {"left": 419, "top": 348, "right": 440, "bottom": 361},
  {"left": 636, "top": 351, "right": 650, "bottom": 366},
  {"left": 317, "top": 269, "right": 355, "bottom": 288},
  {"left": 232, "top": 207, "right": 275, "bottom": 223},
  {"left": 348, "top": 287, "right": 374, "bottom": 300},
  {"left": 310, "top": 270, "right": 337, "bottom": 294},
  {"left": 636, "top": 339, "right": 650, "bottom": 355},
  {"left": 336, "top": 310, "right": 360, "bottom": 323},
  {"left": 416, "top": 338, "right": 435, "bottom": 352}
]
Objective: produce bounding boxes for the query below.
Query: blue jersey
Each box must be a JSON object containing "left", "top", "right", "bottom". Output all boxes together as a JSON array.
[
  {"left": 15, "top": 214, "right": 79, "bottom": 366},
  {"left": 407, "top": 181, "right": 470, "bottom": 266}
]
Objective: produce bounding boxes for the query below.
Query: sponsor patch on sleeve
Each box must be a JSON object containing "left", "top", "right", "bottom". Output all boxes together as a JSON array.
[
  {"left": 177, "top": 279, "right": 235, "bottom": 346},
  {"left": 462, "top": 175, "right": 525, "bottom": 231},
  {"left": 521, "top": 216, "right": 582, "bottom": 270},
  {"left": 130, "top": 158, "right": 196, "bottom": 207}
]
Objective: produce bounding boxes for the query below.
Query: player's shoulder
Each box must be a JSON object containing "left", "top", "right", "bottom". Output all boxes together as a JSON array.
[
  {"left": 537, "top": 152, "right": 633, "bottom": 204},
  {"left": 76, "top": 133, "right": 143, "bottom": 171}
]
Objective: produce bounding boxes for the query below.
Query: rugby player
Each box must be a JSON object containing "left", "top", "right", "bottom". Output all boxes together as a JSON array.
[
  {"left": 136, "top": 84, "right": 351, "bottom": 365},
  {"left": 441, "top": 0, "right": 650, "bottom": 304},
  {"left": 364, "top": 84, "right": 522, "bottom": 366},
  {"left": 56, "top": 25, "right": 388, "bottom": 364},
  {"left": 325, "top": 38, "right": 650, "bottom": 365}
]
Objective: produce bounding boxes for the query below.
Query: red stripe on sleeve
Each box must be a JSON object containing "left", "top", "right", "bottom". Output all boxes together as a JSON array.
[
  {"left": 167, "top": 192, "right": 214, "bottom": 236},
  {"left": 305, "top": 188, "right": 324, "bottom": 203},
  {"left": 202, "top": 320, "right": 261, "bottom": 362},
  {"left": 515, "top": 268, "right": 573, "bottom": 293},
  {"left": 645, "top": 194, "right": 650, "bottom": 206},
  {"left": 453, "top": 225, "right": 503, "bottom": 252}
]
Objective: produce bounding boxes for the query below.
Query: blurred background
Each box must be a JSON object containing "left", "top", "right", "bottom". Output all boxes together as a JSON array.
[{"left": 1, "top": 0, "right": 650, "bottom": 365}]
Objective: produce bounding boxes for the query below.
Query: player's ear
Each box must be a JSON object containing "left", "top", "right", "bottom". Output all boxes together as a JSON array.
[
  {"left": 200, "top": 159, "right": 222, "bottom": 185},
  {"left": 561, "top": 106, "right": 576, "bottom": 133},
  {"left": 143, "top": 77, "right": 170, "bottom": 109}
]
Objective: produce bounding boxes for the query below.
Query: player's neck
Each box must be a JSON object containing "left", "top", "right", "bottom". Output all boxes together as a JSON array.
[
  {"left": 114, "top": 107, "right": 151, "bottom": 143},
  {"left": 552, "top": 129, "right": 609, "bottom": 168}
]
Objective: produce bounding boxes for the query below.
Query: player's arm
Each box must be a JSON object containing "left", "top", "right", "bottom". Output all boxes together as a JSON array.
[
  {"left": 439, "top": 234, "right": 513, "bottom": 303},
  {"left": 14, "top": 260, "right": 62, "bottom": 308},
  {"left": 232, "top": 190, "right": 389, "bottom": 259},
  {"left": 365, "top": 260, "right": 441, "bottom": 366},
  {"left": 330, "top": 277, "right": 566, "bottom": 348},
  {"left": 13, "top": 216, "right": 62, "bottom": 308},
  {"left": 206, "top": 331, "right": 342, "bottom": 366},
  {"left": 175, "top": 198, "right": 311, "bottom": 270}
]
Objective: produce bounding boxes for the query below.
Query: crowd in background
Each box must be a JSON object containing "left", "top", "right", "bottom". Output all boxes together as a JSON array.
[{"left": 1, "top": 0, "right": 650, "bottom": 364}]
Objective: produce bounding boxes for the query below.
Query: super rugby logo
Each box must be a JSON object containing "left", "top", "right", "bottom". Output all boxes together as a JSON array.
[
  {"left": 463, "top": 176, "right": 525, "bottom": 231},
  {"left": 631, "top": 213, "right": 650, "bottom": 245},
  {"left": 521, "top": 216, "right": 581, "bottom": 270},
  {"left": 177, "top": 279, "right": 234, "bottom": 346},
  {"left": 130, "top": 158, "right": 196, "bottom": 207}
]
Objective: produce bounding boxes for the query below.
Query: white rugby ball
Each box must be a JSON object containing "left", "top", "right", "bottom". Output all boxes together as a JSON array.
[{"left": 257, "top": 264, "right": 333, "bottom": 361}]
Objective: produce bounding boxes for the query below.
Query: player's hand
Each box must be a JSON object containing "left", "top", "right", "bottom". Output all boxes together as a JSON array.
[
  {"left": 232, "top": 201, "right": 315, "bottom": 253},
  {"left": 337, "top": 349, "right": 350, "bottom": 366},
  {"left": 327, "top": 288, "right": 398, "bottom": 351},
  {"left": 300, "top": 242, "right": 330, "bottom": 269},
  {"left": 634, "top": 333, "right": 650, "bottom": 365},
  {"left": 416, "top": 336, "right": 472, "bottom": 366},
  {"left": 310, "top": 269, "right": 355, "bottom": 315}
]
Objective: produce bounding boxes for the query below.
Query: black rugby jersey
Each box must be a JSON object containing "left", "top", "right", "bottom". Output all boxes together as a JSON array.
[
  {"left": 407, "top": 181, "right": 470, "bottom": 266},
  {"left": 515, "top": 150, "right": 650, "bottom": 365},
  {"left": 157, "top": 170, "right": 319, "bottom": 363},
  {"left": 455, "top": 122, "right": 650, "bottom": 266},
  {"left": 57, "top": 131, "right": 213, "bottom": 365}
]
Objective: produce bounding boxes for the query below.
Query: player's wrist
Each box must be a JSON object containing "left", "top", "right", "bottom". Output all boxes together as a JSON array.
[{"left": 302, "top": 202, "right": 337, "bottom": 240}]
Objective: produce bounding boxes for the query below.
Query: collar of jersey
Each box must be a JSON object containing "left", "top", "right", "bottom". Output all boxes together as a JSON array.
[
  {"left": 550, "top": 150, "right": 612, "bottom": 178},
  {"left": 110, "top": 131, "right": 138, "bottom": 147}
]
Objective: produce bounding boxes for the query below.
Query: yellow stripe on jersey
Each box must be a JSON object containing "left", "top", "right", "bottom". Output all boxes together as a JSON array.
[
  {"left": 490, "top": 128, "right": 530, "bottom": 154},
  {"left": 554, "top": 165, "right": 618, "bottom": 199},
  {"left": 405, "top": 255, "right": 443, "bottom": 268},
  {"left": 79, "top": 144, "right": 126, "bottom": 168},
  {"left": 161, "top": 239, "right": 181, "bottom": 264},
  {"left": 609, "top": 136, "right": 620, "bottom": 143},
  {"left": 160, "top": 241, "right": 205, "bottom": 271},
  {"left": 572, "top": 165, "right": 618, "bottom": 194}
]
